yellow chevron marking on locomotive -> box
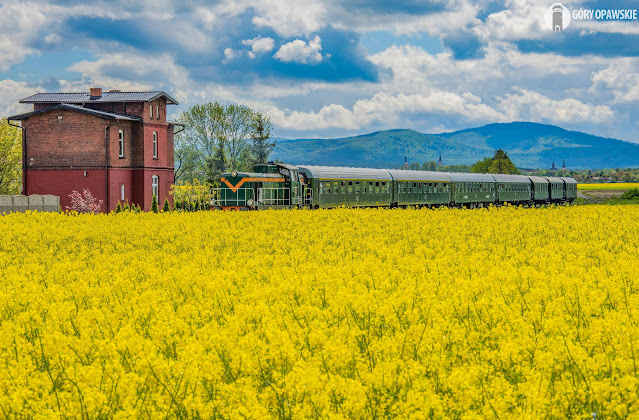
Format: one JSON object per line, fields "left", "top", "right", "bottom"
{"left": 221, "top": 177, "right": 285, "bottom": 193}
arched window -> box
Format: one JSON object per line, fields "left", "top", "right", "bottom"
{"left": 152, "top": 132, "right": 158, "bottom": 158}
{"left": 152, "top": 175, "right": 159, "bottom": 198}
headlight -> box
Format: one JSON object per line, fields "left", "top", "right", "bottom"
{"left": 231, "top": 170, "right": 238, "bottom": 177}
{"left": 246, "top": 199, "right": 254, "bottom": 206}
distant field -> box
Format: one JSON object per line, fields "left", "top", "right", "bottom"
{"left": 577, "top": 183, "right": 639, "bottom": 190}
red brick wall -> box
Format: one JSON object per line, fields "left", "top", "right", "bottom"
{"left": 23, "top": 110, "right": 108, "bottom": 168}
{"left": 27, "top": 169, "right": 107, "bottom": 212}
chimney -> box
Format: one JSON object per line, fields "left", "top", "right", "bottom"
{"left": 90, "top": 87, "right": 102, "bottom": 98}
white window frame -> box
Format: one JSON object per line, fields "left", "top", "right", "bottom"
{"left": 120, "top": 184, "right": 125, "bottom": 201}
{"left": 156, "top": 105, "right": 160, "bottom": 120}
{"left": 152, "top": 131, "right": 158, "bottom": 158}
{"left": 118, "top": 130, "right": 124, "bottom": 158}
{"left": 150, "top": 103, "right": 153, "bottom": 119}
{"left": 152, "top": 175, "right": 159, "bottom": 198}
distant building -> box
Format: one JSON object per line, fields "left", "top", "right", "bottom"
{"left": 562, "top": 160, "right": 566, "bottom": 170}
{"left": 7, "top": 88, "right": 183, "bottom": 213}
{"left": 550, "top": 161, "right": 557, "bottom": 170}
{"left": 438, "top": 153, "right": 443, "bottom": 167}
{"left": 404, "top": 155, "right": 408, "bottom": 169}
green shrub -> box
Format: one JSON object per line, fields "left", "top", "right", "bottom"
{"left": 162, "top": 198, "right": 170, "bottom": 213}
{"left": 621, "top": 188, "right": 639, "bottom": 200}
{"left": 151, "top": 194, "right": 159, "bottom": 213}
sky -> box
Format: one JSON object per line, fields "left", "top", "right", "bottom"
{"left": 1, "top": 0, "right": 638, "bottom": 143}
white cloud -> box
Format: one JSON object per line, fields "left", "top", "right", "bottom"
{"left": 68, "top": 52, "right": 190, "bottom": 88}
{"left": 497, "top": 88, "right": 613, "bottom": 123}
{"left": 241, "top": 36, "right": 275, "bottom": 58}
{"left": 268, "top": 89, "right": 503, "bottom": 131}
{"left": 591, "top": 60, "right": 639, "bottom": 103}
{"left": 0, "top": 2, "right": 49, "bottom": 71}
{"left": 274, "top": 36, "right": 323, "bottom": 64}
{"left": 222, "top": 48, "right": 240, "bottom": 64}
{"left": 251, "top": 0, "right": 327, "bottom": 37}
{"left": 0, "top": 80, "right": 40, "bottom": 118}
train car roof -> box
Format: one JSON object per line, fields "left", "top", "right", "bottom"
{"left": 224, "top": 172, "right": 283, "bottom": 179}
{"left": 560, "top": 177, "right": 578, "bottom": 184}
{"left": 447, "top": 173, "right": 495, "bottom": 183}
{"left": 491, "top": 174, "right": 531, "bottom": 183}
{"left": 387, "top": 170, "right": 451, "bottom": 182}
{"left": 528, "top": 176, "right": 550, "bottom": 184}
{"left": 545, "top": 176, "right": 564, "bottom": 183}
{"left": 297, "top": 165, "right": 392, "bottom": 180}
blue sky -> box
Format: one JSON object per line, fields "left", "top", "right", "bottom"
{"left": 1, "top": 0, "right": 639, "bottom": 143}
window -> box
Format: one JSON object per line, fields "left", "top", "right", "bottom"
{"left": 118, "top": 130, "right": 124, "bottom": 158}
{"left": 120, "top": 184, "right": 125, "bottom": 201}
{"left": 150, "top": 104, "right": 153, "bottom": 119}
{"left": 153, "top": 132, "right": 158, "bottom": 158}
{"left": 152, "top": 175, "right": 159, "bottom": 198}
{"left": 156, "top": 105, "right": 160, "bottom": 120}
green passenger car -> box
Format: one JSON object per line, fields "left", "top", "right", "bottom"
{"left": 545, "top": 177, "right": 565, "bottom": 202}
{"left": 448, "top": 173, "right": 495, "bottom": 207}
{"left": 297, "top": 166, "right": 392, "bottom": 208}
{"left": 528, "top": 176, "right": 550, "bottom": 202}
{"left": 387, "top": 170, "right": 451, "bottom": 206}
{"left": 493, "top": 174, "right": 532, "bottom": 204}
{"left": 560, "top": 177, "right": 578, "bottom": 202}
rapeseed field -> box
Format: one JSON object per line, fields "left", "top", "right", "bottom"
{"left": 578, "top": 183, "right": 639, "bottom": 190}
{"left": 0, "top": 206, "right": 638, "bottom": 418}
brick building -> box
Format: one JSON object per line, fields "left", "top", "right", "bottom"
{"left": 8, "top": 88, "right": 183, "bottom": 212}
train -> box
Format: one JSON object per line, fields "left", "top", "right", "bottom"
{"left": 210, "top": 162, "right": 578, "bottom": 210}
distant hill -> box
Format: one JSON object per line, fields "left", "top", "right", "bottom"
{"left": 271, "top": 122, "right": 639, "bottom": 169}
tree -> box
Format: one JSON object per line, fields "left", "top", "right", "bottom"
{"left": 488, "top": 149, "right": 518, "bottom": 174}
{"left": 0, "top": 118, "right": 22, "bottom": 195}
{"left": 176, "top": 103, "right": 271, "bottom": 184}
{"left": 222, "top": 104, "right": 255, "bottom": 171}
{"left": 151, "top": 194, "right": 159, "bottom": 213}
{"left": 250, "top": 113, "right": 274, "bottom": 166}
{"left": 162, "top": 198, "right": 170, "bottom": 213}
{"left": 471, "top": 157, "right": 492, "bottom": 174}
{"left": 177, "top": 102, "right": 226, "bottom": 184}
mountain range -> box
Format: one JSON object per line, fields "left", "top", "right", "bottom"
{"left": 271, "top": 122, "right": 639, "bottom": 169}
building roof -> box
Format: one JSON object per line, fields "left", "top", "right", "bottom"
{"left": 20, "top": 91, "right": 178, "bottom": 105}
{"left": 7, "top": 103, "right": 143, "bottom": 121}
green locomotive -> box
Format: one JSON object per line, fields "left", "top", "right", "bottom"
{"left": 210, "top": 162, "right": 578, "bottom": 210}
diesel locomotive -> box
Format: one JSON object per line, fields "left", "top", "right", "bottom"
{"left": 211, "top": 162, "right": 578, "bottom": 210}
